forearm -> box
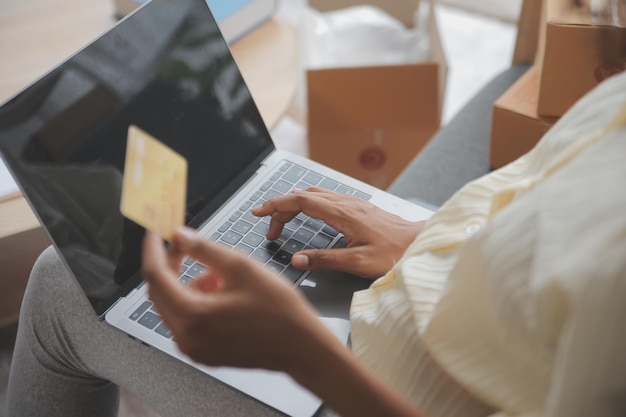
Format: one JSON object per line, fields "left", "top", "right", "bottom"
{"left": 288, "top": 318, "right": 428, "bottom": 417}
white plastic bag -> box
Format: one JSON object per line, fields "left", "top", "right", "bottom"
{"left": 303, "top": 5, "right": 431, "bottom": 69}
{"left": 286, "top": 2, "right": 435, "bottom": 121}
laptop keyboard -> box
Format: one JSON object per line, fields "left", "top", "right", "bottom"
{"left": 129, "top": 161, "right": 371, "bottom": 338}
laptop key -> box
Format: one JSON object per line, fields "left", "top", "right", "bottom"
{"left": 242, "top": 232, "right": 264, "bottom": 248}
{"left": 221, "top": 230, "right": 243, "bottom": 246}
{"left": 270, "top": 172, "right": 282, "bottom": 181}
{"left": 251, "top": 247, "right": 273, "bottom": 263}
{"left": 229, "top": 211, "right": 243, "bottom": 222}
{"left": 138, "top": 311, "right": 161, "bottom": 330}
{"left": 322, "top": 224, "right": 339, "bottom": 237}
{"left": 232, "top": 220, "right": 253, "bottom": 235}
{"left": 249, "top": 190, "right": 263, "bottom": 201}
{"left": 283, "top": 166, "right": 306, "bottom": 183}
{"left": 218, "top": 222, "right": 232, "bottom": 233}
{"left": 310, "top": 233, "right": 333, "bottom": 249}
{"left": 279, "top": 227, "right": 294, "bottom": 241}
{"left": 318, "top": 178, "right": 339, "bottom": 191}
{"left": 353, "top": 191, "right": 371, "bottom": 201}
{"left": 242, "top": 210, "right": 261, "bottom": 224}
{"left": 286, "top": 217, "right": 303, "bottom": 229}
{"left": 188, "top": 264, "right": 207, "bottom": 278}
{"left": 155, "top": 322, "right": 172, "bottom": 339}
{"left": 260, "top": 181, "right": 273, "bottom": 191}
{"left": 234, "top": 243, "right": 254, "bottom": 255}
{"left": 335, "top": 185, "right": 354, "bottom": 195}
{"left": 279, "top": 162, "right": 292, "bottom": 172}
{"left": 252, "top": 222, "right": 270, "bottom": 236}
{"left": 283, "top": 238, "right": 305, "bottom": 253}
{"left": 272, "top": 250, "right": 292, "bottom": 265}
{"left": 293, "top": 228, "right": 314, "bottom": 243}
{"left": 130, "top": 301, "right": 152, "bottom": 321}
{"left": 179, "top": 274, "right": 194, "bottom": 285}
{"left": 273, "top": 179, "right": 292, "bottom": 194}
{"left": 333, "top": 237, "right": 348, "bottom": 249}
{"left": 303, "top": 218, "right": 323, "bottom": 232}
{"left": 283, "top": 266, "right": 304, "bottom": 283}
{"left": 263, "top": 189, "right": 282, "bottom": 201}
{"left": 294, "top": 181, "right": 310, "bottom": 190}
{"left": 266, "top": 261, "right": 286, "bottom": 274}
{"left": 303, "top": 171, "right": 322, "bottom": 185}
{"left": 239, "top": 201, "right": 253, "bottom": 211}
{"left": 262, "top": 239, "right": 282, "bottom": 251}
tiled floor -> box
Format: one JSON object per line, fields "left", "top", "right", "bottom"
{"left": 0, "top": 3, "right": 516, "bottom": 417}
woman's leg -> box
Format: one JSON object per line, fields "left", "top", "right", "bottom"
{"left": 6, "top": 246, "right": 286, "bottom": 417}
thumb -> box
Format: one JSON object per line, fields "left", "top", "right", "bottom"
{"left": 292, "top": 248, "right": 361, "bottom": 275}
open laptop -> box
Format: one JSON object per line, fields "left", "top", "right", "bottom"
{"left": 0, "top": 0, "right": 433, "bottom": 415}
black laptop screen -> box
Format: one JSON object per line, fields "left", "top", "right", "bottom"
{"left": 0, "top": 0, "right": 274, "bottom": 315}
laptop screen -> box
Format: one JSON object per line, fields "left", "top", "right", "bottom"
{"left": 0, "top": 0, "right": 274, "bottom": 316}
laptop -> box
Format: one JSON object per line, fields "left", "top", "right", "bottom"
{"left": 0, "top": 0, "right": 433, "bottom": 415}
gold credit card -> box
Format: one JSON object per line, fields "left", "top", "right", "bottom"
{"left": 120, "top": 125, "right": 187, "bottom": 241}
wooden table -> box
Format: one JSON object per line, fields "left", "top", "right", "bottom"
{"left": 0, "top": 0, "right": 298, "bottom": 325}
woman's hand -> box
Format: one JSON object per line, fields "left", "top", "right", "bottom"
{"left": 142, "top": 228, "right": 429, "bottom": 417}
{"left": 142, "top": 228, "right": 338, "bottom": 372}
{"left": 252, "top": 187, "right": 426, "bottom": 278}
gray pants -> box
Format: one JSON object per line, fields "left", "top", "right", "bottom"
{"left": 6, "top": 66, "right": 527, "bottom": 417}
{"left": 7, "top": 246, "right": 295, "bottom": 417}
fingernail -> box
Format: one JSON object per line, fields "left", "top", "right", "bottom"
{"left": 292, "top": 254, "right": 309, "bottom": 268}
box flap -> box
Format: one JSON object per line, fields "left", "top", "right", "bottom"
{"left": 495, "top": 65, "right": 557, "bottom": 123}
{"left": 426, "top": 0, "right": 448, "bottom": 119}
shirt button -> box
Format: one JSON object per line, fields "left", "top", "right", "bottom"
{"left": 465, "top": 222, "right": 482, "bottom": 235}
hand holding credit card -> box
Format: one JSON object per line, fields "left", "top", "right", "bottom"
{"left": 120, "top": 125, "right": 187, "bottom": 241}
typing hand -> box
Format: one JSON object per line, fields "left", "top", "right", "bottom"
{"left": 252, "top": 187, "right": 426, "bottom": 279}
{"left": 142, "top": 229, "right": 334, "bottom": 371}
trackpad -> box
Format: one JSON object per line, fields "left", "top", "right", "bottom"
{"left": 299, "top": 269, "right": 371, "bottom": 320}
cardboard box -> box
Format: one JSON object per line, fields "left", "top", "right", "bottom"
{"left": 490, "top": 66, "right": 558, "bottom": 169}
{"left": 307, "top": 2, "right": 447, "bottom": 189}
{"left": 536, "top": 0, "right": 626, "bottom": 117}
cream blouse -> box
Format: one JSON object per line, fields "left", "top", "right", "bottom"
{"left": 350, "top": 71, "right": 626, "bottom": 417}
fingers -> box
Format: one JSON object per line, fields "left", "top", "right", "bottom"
{"left": 142, "top": 232, "right": 195, "bottom": 313}
{"left": 292, "top": 247, "right": 371, "bottom": 278}
{"left": 252, "top": 187, "right": 333, "bottom": 219}
{"left": 188, "top": 270, "right": 224, "bottom": 294}
{"left": 252, "top": 188, "right": 346, "bottom": 237}
{"left": 171, "top": 227, "right": 260, "bottom": 289}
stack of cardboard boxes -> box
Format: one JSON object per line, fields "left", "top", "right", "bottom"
{"left": 490, "top": 0, "right": 626, "bottom": 168}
